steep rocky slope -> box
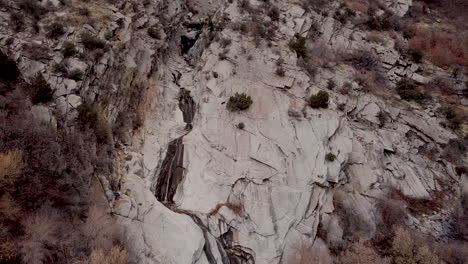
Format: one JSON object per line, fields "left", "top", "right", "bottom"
{"left": 1, "top": 0, "right": 466, "bottom": 263}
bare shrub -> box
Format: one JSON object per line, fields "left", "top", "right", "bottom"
{"left": 389, "top": 188, "right": 444, "bottom": 216}
{"left": 0, "top": 193, "right": 21, "bottom": 220}
{"left": 333, "top": 190, "right": 371, "bottom": 240}
{"left": 373, "top": 198, "right": 408, "bottom": 250}
{"left": 80, "top": 205, "right": 121, "bottom": 251}
{"left": 22, "top": 43, "right": 51, "bottom": 60}
{"left": 287, "top": 240, "right": 330, "bottom": 264}
{"left": 46, "top": 22, "right": 66, "bottom": 39}
{"left": 88, "top": 246, "right": 128, "bottom": 264}
{"left": 335, "top": 240, "right": 390, "bottom": 264}
{"left": 20, "top": 212, "right": 57, "bottom": 264}
{"left": 450, "top": 192, "right": 468, "bottom": 241}
{"left": 0, "top": 149, "right": 23, "bottom": 185}
{"left": 409, "top": 28, "right": 468, "bottom": 68}
{"left": 391, "top": 227, "right": 440, "bottom": 264}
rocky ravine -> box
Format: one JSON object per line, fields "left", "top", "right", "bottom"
{"left": 2, "top": 0, "right": 466, "bottom": 263}
{"left": 114, "top": 1, "right": 465, "bottom": 264}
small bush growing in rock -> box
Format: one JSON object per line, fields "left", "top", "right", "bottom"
{"left": 275, "top": 67, "right": 285, "bottom": 76}
{"left": 46, "top": 22, "right": 66, "bottom": 38}
{"left": 396, "top": 79, "right": 424, "bottom": 102}
{"left": 68, "top": 69, "right": 84, "bottom": 81}
{"left": 268, "top": 6, "right": 280, "bottom": 21}
{"left": 333, "top": 6, "right": 356, "bottom": 24}
{"left": 288, "top": 37, "right": 307, "bottom": 58}
{"left": 62, "top": 41, "right": 77, "bottom": 57}
{"left": 408, "top": 48, "right": 423, "bottom": 63}
{"left": 19, "top": 0, "right": 47, "bottom": 20}
{"left": 227, "top": 93, "right": 253, "bottom": 111}
{"left": 81, "top": 33, "right": 106, "bottom": 50}
{"left": 219, "top": 38, "right": 232, "bottom": 48}
{"left": 377, "top": 111, "right": 387, "bottom": 127}
{"left": 10, "top": 12, "right": 24, "bottom": 31}
{"left": 325, "top": 152, "right": 336, "bottom": 162}
{"left": 308, "top": 91, "right": 329, "bottom": 108}
{"left": 367, "top": 11, "right": 399, "bottom": 31}
{"left": 0, "top": 51, "right": 19, "bottom": 81}
{"left": 77, "top": 103, "right": 98, "bottom": 126}
{"left": 147, "top": 27, "right": 160, "bottom": 39}
{"left": 237, "top": 122, "right": 245, "bottom": 129}
{"left": 440, "top": 106, "right": 463, "bottom": 130}
{"left": 327, "top": 79, "right": 336, "bottom": 90}
{"left": 30, "top": 74, "right": 53, "bottom": 104}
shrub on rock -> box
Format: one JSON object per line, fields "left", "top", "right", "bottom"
{"left": 81, "top": 33, "right": 106, "bottom": 50}
{"left": 396, "top": 79, "right": 424, "bottom": 102}
{"left": 77, "top": 103, "right": 98, "bottom": 126}
{"left": 288, "top": 37, "right": 307, "bottom": 58}
{"left": 308, "top": 91, "right": 329, "bottom": 108}
{"left": 325, "top": 152, "right": 336, "bottom": 162}
{"left": 227, "top": 93, "right": 253, "bottom": 111}
{"left": 30, "top": 74, "right": 53, "bottom": 104}
{"left": 0, "top": 51, "right": 19, "bottom": 81}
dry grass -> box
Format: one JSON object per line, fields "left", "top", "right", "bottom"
{"left": 409, "top": 28, "right": 468, "bottom": 68}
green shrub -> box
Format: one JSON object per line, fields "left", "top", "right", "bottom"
{"left": 0, "top": 50, "right": 19, "bottom": 81}
{"left": 46, "top": 22, "right": 66, "bottom": 38}
{"left": 147, "top": 27, "right": 160, "bottom": 39}
{"left": 441, "top": 106, "right": 463, "bottom": 130}
{"left": 308, "top": 91, "right": 329, "bottom": 108}
{"left": 396, "top": 79, "right": 424, "bottom": 102}
{"left": 327, "top": 80, "right": 336, "bottom": 90}
{"left": 227, "top": 93, "right": 253, "bottom": 111}
{"left": 268, "top": 6, "right": 280, "bottom": 21}
{"left": 81, "top": 33, "right": 106, "bottom": 50}
{"left": 276, "top": 67, "right": 285, "bottom": 76}
{"left": 19, "top": 0, "right": 47, "bottom": 20}
{"left": 62, "top": 41, "right": 77, "bottom": 57}
{"left": 408, "top": 48, "right": 423, "bottom": 63}
{"left": 30, "top": 74, "right": 53, "bottom": 104}
{"left": 68, "top": 69, "right": 84, "bottom": 81}
{"left": 288, "top": 37, "right": 307, "bottom": 58}
{"left": 325, "top": 153, "right": 336, "bottom": 162}
{"left": 77, "top": 103, "right": 98, "bottom": 126}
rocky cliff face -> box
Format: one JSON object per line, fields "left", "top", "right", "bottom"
{"left": 2, "top": 0, "right": 466, "bottom": 263}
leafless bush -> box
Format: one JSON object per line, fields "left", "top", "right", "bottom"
{"left": 333, "top": 190, "right": 372, "bottom": 240}
{"left": 20, "top": 212, "right": 57, "bottom": 264}
{"left": 409, "top": 28, "right": 468, "bottom": 68}
{"left": 0, "top": 149, "right": 23, "bottom": 186}
{"left": 287, "top": 240, "right": 330, "bottom": 264}
{"left": 81, "top": 206, "right": 122, "bottom": 251}
{"left": 88, "top": 246, "right": 128, "bottom": 264}
{"left": 372, "top": 197, "right": 408, "bottom": 250}
{"left": 22, "top": 43, "right": 51, "bottom": 60}
{"left": 391, "top": 227, "right": 440, "bottom": 264}
{"left": 335, "top": 240, "right": 390, "bottom": 264}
